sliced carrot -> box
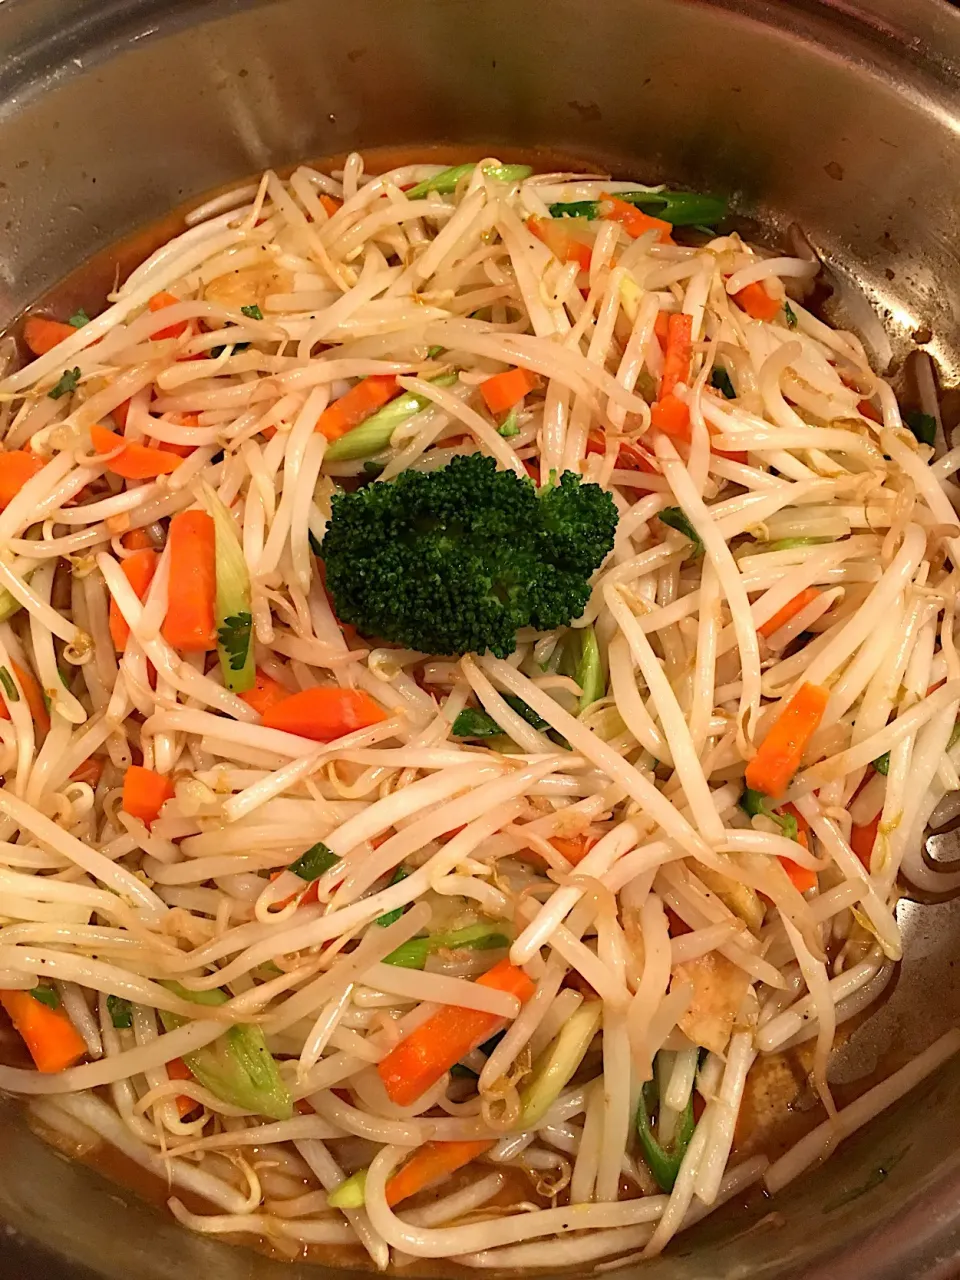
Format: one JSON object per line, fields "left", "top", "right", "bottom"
{"left": 157, "top": 412, "right": 202, "bottom": 459}
{"left": 550, "top": 834, "right": 596, "bottom": 865}
{"left": 109, "top": 548, "right": 159, "bottom": 651}
{"left": 386, "top": 1140, "right": 495, "bottom": 1207}
{"left": 319, "top": 194, "right": 343, "bottom": 218}
{"left": 659, "top": 313, "right": 693, "bottom": 400}
{"left": 261, "top": 687, "right": 387, "bottom": 742}
{"left": 653, "top": 311, "right": 671, "bottom": 350}
{"left": 858, "top": 398, "right": 882, "bottom": 424}
{"left": 377, "top": 959, "right": 536, "bottom": 1106}
{"left": 316, "top": 376, "right": 399, "bottom": 442}
{"left": 0, "top": 662, "right": 51, "bottom": 735}
{"left": 165, "top": 1056, "right": 201, "bottom": 1117}
{"left": 70, "top": 757, "right": 105, "bottom": 788}
{"left": 161, "top": 510, "right": 216, "bottom": 652}
{"left": 239, "top": 669, "right": 291, "bottom": 718}
{"left": 90, "top": 424, "right": 182, "bottom": 480}
{"left": 121, "top": 527, "right": 154, "bottom": 551}
{"left": 745, "top": 682, "right": 829, "bottom": 799}
{"left": 122, "top": 764, "right": 175, "bottom": 827}
{"left": 479, "top": 367, "right": 539, "bottom": 416}
{"left": 650, "top": 393, "right": 691, "bottom": 441}
{"left": 778, "top": 801, "right": 817, "bottom": 891}
{"left": 733, "top": 281, "right": 781, "bottom": 322}
{"left": 586, "top": 430, "right": 659, "bottom": 476}
{"left": 526, "top": 216, "right": 593, "bottom": 271}
{"left": 23, "top": 316, "right": 77, "bottom": 357}
{"left": 0, "top": 450, "right": 45, "bottom": 510}
{"left": 851, "top": 813, "right": 881, "bottom": 869}
{"left": 0, "top": 990, "right": 86, "bottom": 1074}
{"left": 758, "top": 587, "right": 822, "bottom": 640}
{"left": 599, "top": 196, "right": 673, "bottom": 244}
{"left": 148, "top": 291, "right": 190, "bottom": 340}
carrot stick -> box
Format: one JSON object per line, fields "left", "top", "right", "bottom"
{"left": 587, "top": 431, "right": 659, "bottom": 476}
{"left": 239, "top": 668, "right": 291, "bottom": 718}
{"left": 261, "top": 687, "right": 387, "bottom": 742}
{"left": 161, "top": 510, "right": 216, "bottom": 652}
{"left": 148, "top": 291, "right": 190, "bottom": 339}
{"left": 653, "top": 311, "right": 671, "bottom": 350}
{"left": 0, "top": 450, "right": 45, "bottom": 510}
{"left": 526, "top": 217, "right": 592, "bottom": 271}
{"left": 479, "top": 367, "right": 539, "bottom": 415}
{"left": 851, "top": 813, "right": 880, "bottom": 869}
{"left": 23, "top": 317, "right": 77, "bottom": 357}
{"left": 550, "top": 834, "right": 596, "bottom": 866}
{"left": 733, "top": 281, "right": 781, "bottom": 322}
{"left": 165, "top": 1056, "right": 201, "bottom": 1117}
{"left": 385, "top": 1140, "right": 495, "bottom": 1206}
{"left": 319, "top": 194, "right": 343, "bottom": 218}
{"left": 599, "top": 196, "right": 673, "bottom": 243}
{"left": 70, "top": 757, "right": 104, "bottom": 788}
{"left": 0, "top": 990, "right": 86, "bottom": 1073}
{"left": 758, "top": 587, "right": 821, "bottom": 640}
{"left": 90, "top": 424, "right": 183, "bottom": 480}
{"left": 650, "top": 393, "right": 691, "bottom": 441}
{"left": 316, "top": 376, "right": 399, "bottom": 441}
{"left": 745, "top": 682, "right": 829, "bottom": 799}
{"left": 0, "top": 661, "right": 51, "bottom": 734}
{"left": 659, "top": 313, "right": 693, "bottom": 400}
{"left": 122, "top": 764, "right": 175, "bottom": 827}
{"left": 778, "top": 801, "right": 817, "bottom": 892}
{"left": 109, "top": 548, "right": 159, "bottom": 651}
{"left": 121, "top": 527, "right": 154, "bottom": 551}
{"left": 377, "top": 959, "right": 536, "bottom": 1106}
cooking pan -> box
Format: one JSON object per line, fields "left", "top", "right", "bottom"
{"left": 0, "top": 0, "right": 959, "bottom": 1275}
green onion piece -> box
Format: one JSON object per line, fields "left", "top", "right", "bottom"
{"left": 426, "top": 345, "right": 445, "bottom": 359}
{"left": 407, "top": 163, "right": 531, "bottom": 199}
{"left": 498, "top": 406, "right": 521, "bottom": 438}
{"left": 739, "top": 788, "right": 798, "bottom": 840}
{"left": 659, "top": 507, "right": 704, "bottom": 558}
{"left": 384, "top": 922, "right": 511, "bottom": 970}
{"left": 0, "top": 666, "right": 19, "bottom": 702}
{"left": 636, "top": 1065, "right": 696, "bottom": 1192}
{"left": 761, "top": 536, "right": 833, "bottom": 553}
{"left": 328, "top": 1168, "right": 367, "bottom": 1209}
{"left": 160, "top": 982, "right": 292, "bottom": 1120}
{"left": 710, "top": 367, "right": 736, "bottom": 400}
{"left": 323, "top": 373, "right": 458, "bottom": 463}
{"left": 203, "top": 485, "right": 255, "bottom": 694}
{"left": 48, "top": 367, "right": 81, "bottom": 400}
{"left": 619, "top": 189, "right": 728, "bottom": 226}
{"left": 375, "top": 866, "right": 410, "bottom": 926}
{"left": 68, "top": 308, "right": 90, "bottom": 329}
{"left": 872, "top": 752, "right": 890, "bottom": 776}
{"left": 484, "top": 163, "right": 533, "bottom": 185}
{"left": 905, "top": 411, "right": 937, "bottom": 447}
{"left": 548, "top": 200, "right": 601, "bottom": 220}
{"left": 784, "top": 301, "right": 798, "bottom": 329}
{"left": 240, "top": 304, "right": 263, "bottom": 320}
{"left": 452, "top": 706, "right": 503, "bottom": 738}
{"left": 107, "top": 994, "right": 133, "bottom": 1028}
{"left": 575, "top": 623, "right": 604, "bottom": 713}
{"left": 30, "top": 985, "right": 60, "bottom": 1010}
{"left": 518, "top": 1001, "right": 602, "bottom": 1128}
{"left": 503, "top": 694, "right": 550, "bottom": 731}
{"left": 289, "top": 841, "right": 339, "bottom": 881}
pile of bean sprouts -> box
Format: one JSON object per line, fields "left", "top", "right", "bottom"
{"left": 0, "top": 152, "right": 958, "bottom": 1271}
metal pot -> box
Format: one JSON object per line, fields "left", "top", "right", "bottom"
{"left": 0, "top": 0, "right": 959, "bottom": 1275}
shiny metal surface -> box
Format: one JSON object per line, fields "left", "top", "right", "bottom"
{"left": 0, "top": 0, "right": 959, "bottom": 1275}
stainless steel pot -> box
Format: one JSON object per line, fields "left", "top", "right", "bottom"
{"left": 0, "top": 0, "right": 959, "bottom": 1275}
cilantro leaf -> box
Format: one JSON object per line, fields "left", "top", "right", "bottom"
{"left": 216, "top": 612, "right": 252, "bottom": 672}
{"left": 48, "top": 367, "right": 81, "bottom": 400}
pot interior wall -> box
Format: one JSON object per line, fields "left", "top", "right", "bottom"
{"left": 0, "top": 1, "right": 959, "bottom": 1277}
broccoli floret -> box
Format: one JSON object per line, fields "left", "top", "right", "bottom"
{"left": 321, "top": 454, "right": 617, "bottom": 658}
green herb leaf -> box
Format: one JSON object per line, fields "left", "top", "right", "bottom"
{"left": 873, "top": 752, "right": 890, "bottom": 776}
{"left": 710, "top": 367, "right": 736, "bottom": 400}
{"left": 784, "top": 301, "right": 798, "bottom": 329}
{"left": 498, "top": 407, "right": 521, "bottom": 438}
{"left": 240, "top": 304, "right": 263, "bottom": 320}
{"left": 289, "top": 842, "right": 339, "bottom": 882}
{"left": 362, "top": 460, "right": 385, "bottom": 478}
{"left": 68, "top": 308, "right": 90, "bottom": 329}
{"left": 0, "top": 666, "right": 19, "bottom": 703}
{"left": 30, "top": 985, "right": 60, "bottom": 1010}
{"left": 452, "top": 707, "right": 503, "bottom": 738}
{"left": 217, "top": 612, "right": 253, "bottom": 673}
{"left": 209, "top": 341, "right": 249, "bottom": 359}
{"left": 204, "top": 485, "right": 255, "bottom": 694}
{"left": 107, "top": 994, "right": 133, "bottom": 1028}
{"left": 375, "top": 866, "right": 410, "bottom": 926}
{"left": 48, "top": 367, "right": 81, "bottom": 400}
{"left": 659, "top": 507, "right": 704, "bottom": 558}
{"left": 740, "top": 788, "right": 800, "bottom": 842}
{"left": 905, "top": 410, "right": 937, "bottom": 447}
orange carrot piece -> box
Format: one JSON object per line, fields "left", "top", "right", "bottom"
{"left": 653, "top": 311, "right": 671, "bottom": 350}
{"left": 161, "top": 510, "right": 216, "bottom": 652}
{"left": 90, "top": 424, "right": 182, "bottom": 479}
{"left": 0, "top": 990, "right": 87, "bottom": 1074}
{"left": 858, "top": 398, "right": 883, "bottom": 424}
{"left": 157, "top": 412, "right": 202, "bottom": 459}
{"left": 165, "top": 1056, "right": 201, "bottom": 1117}
{"left": 549, "top": 834, "right": 596, "bottom": 866}
{"left": 526, "top": 216, "right": 593, "bottom": 271}
{"left": 758, "top": 587, "right": 822, "bottom": 640}
{"left": 121, "top": 527, "right": 154, "bottom": 551}
{"left": 733, "top": 281, "right": 781, "bottom": 322}
{"left": 109, "top": 548, "right": 159, "bottom": 651}
{"left": 0, "top": 450, "right": 45, "bottom": 510}
{"left": 319, "top": 194, "right": 343, "bottom": 218}
{"left": 386, "top": 1140, "right": 495, "bottom": 1206}
{"left": 239, "top": 668, "right": 291, "bottom": 718}
{"left": 316, "top": 376, "right": 399, "bottom": 441}
{"left": 659, "top": 313, "right": 693, "bottom": 400}
{"left": 779, "top": 802, "right": 817, "bottom": 892}
{"left": 745, "top": 682, "right": 829, "bottom": 799}
{"left": 0, "top": 661, "right": 51, "bottom": 734}
{"left": 261, "top": 687, "right": 387, "bottom": 742}
{"left": 377, "top": 959, "right": 536, "bottom": 1106}
{"left": 113, "top": 399, "right": 131, "bottom": 430}
{"left": 70, "top": 757, "right": 105, "bottom": 788}
{"left": 479, "top": 367, "right": 539, "bottom": 415}
{"left": 122, "top": 764, "right": 175, "bottom": 827}
{"left": 23, "top": 316, "right": 77, "bottom": 357}
{"left": 148, "top": 291, "right": 190, "bottom": 339}
{"left": 599, "top": 195, "right": 673, "bottom": 243}
{"left": 587, "top": 430, "right": 659, "bottom": 476}
{"left": 851, "top": 813, "right": 881, "bottom": 869}
{"left": 650, "top": 393, "right": 691, "bottom": 441}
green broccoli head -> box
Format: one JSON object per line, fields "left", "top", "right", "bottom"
{"left": 321, "top": 453, "right": 618, "bottom": 658}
